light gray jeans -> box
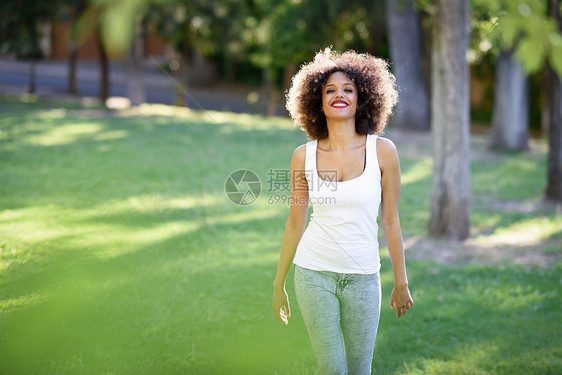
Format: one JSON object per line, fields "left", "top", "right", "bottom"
{"left": 294, "top": 265, "right": 382, "bottom": 375}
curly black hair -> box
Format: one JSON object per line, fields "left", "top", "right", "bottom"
{"left": 286, "top": 48, "right": 398, "bottom": 140}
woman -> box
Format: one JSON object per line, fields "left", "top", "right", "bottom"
{"left": 272, "top": 48, "right": 413, "bottom": 375}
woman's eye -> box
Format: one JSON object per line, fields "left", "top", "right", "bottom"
{"left": 345, "top": 88, "right": 353, "bottom": 93}
{"left": 326, "top": 89, "right": 335, "bottom": 94}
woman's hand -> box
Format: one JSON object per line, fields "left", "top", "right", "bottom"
{"left": 272, "top": 286, "right": 291, "bottom": 325}
{"left": 390, "top": 284, "right": 413, "bottom": 318}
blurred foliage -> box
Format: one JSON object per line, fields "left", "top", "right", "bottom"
{"left": 415, "top": 0, "right": 562, "bottom": 74}
{"left": 2, "top": 0, "right": 559, "bottom": 126}
{"left": 52, "top": 0, "right": 382, "bottom": 85}
{"left": 469, "top": 0, "right": 561, "bottom": 129}
{"left": 143, "top": 0, "right": 383, "bottom": 84}
{"left": 75, "top": 0, "right": 149, "bottom": 57}
{"left": 415, "top": 0, "right": 561, "bottom": 127}
{"left": 260, "top": 0, "right": 378, "bottom": 68}
{"left": 2, "top": 0, "right": 560, "bottom": 77}
{"left": 0, "top": 0, "right": 62, "bottom": 58}
{"left": 469, "top": 0, "right": 562, "bottom": 74}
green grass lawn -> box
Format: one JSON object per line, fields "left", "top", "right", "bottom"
{"left": 0, "top": 99, "right": 560, "bottom": 374}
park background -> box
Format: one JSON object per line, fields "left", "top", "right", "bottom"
{"left": 0, "top": 0, "right": 561, "bottom": 374}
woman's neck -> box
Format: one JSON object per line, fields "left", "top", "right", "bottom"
{"left": 322, "top": 118, "right": 363, "bottom": 150}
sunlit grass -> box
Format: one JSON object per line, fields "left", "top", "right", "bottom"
{"left": 472, "top": 215, "right": 562, "bottom": 247}
{"left": 0, "top": 100, "right": 560, "bottom": 374}
{"left": 401, "top": 157, "right": 432, "bottom": 185}
{"left": 472, "top": 151, "right": 547, "bottom": 200}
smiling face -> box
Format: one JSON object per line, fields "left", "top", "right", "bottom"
{"left": 321, "top": 71, "right": 358, "bottom": 121}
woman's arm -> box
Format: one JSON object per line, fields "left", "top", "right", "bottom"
{"left": 378, "top": 137, "right": 414, "bottom": 318}
{"left": 272, "top": 144, "right": 309, "bottom": 325}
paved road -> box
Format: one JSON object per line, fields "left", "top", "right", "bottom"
{"left": 0, "top": 58, "right": 272, "bottom": 115}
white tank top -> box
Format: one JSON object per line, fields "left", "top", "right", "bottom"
{"left": 293, "top": 134, "right": 382, "bottom": 274}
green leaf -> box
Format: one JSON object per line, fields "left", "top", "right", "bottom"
{"left": 101, "top": 9, "right": 134, "bottom": 56}
{"left": 497, "top": 15, "right": 520, "bottom": 48}
{"left": 515, "top": 37, "right": 545, "bottom": 73}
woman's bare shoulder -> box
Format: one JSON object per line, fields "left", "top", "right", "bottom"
{"left": 376, "top": 136, "right": 397, "bottom": 152}
{"left": 376, "top": 136, "right": 399, "bottom": 169}
{"left": 291, "top": 144, "right": 307, "bottom": 168}
{"left": 294, "top": 143, "right": 307, "bottom": 153}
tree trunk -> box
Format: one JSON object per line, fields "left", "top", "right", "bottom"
{"left": 263, "top": 65, "right": 279, "bottom": 116}
{"left": 190, "top": 48, "right": 216, "bottom": 86}
{"left": 546, "top": 65, "right": 562, "bottom": 201}
{"left": 385, "top": 0, "right": 430, "bottom": 130}
{"left": 428, "top": 0, "right": 471, "bottom": 239}
{"left": 68, "top": 41, "right": 79, "bottom": 94}
{"left": 174, "top": 44, "right": 191, "bottom": 107}
{"left": 541, "top": 71, "right": 549, "bottom": 136}
{"left": 283, "top": 63, "right": 297, "bottom": 93}
{"left": 68, "top": 2, "right": 86, "bottom": 95}
{"left": 96, "top": 25, "right": 109, "bottom": 103}
{"left": 546, "top": 0, "right": 562, "bottom": 202}
{"left": 28, "top": 57, "right": 36, "bottom": 94}
{"left": 68, "top": 0, "right": 88, "bottom": 94}
{"left": 174, "top": 54, "right": 187, "bottom": 107}
{"left": 490, "top": 49, "right": 529, "bottom": 151}
{"left": 282, "top": 63, "right": 297, "bottom": 115}
{"left": 27, "top": 21, "right": 38, "bottom": 94}
{"left": 125, "top": 17, "right": 145, "bottom": 106}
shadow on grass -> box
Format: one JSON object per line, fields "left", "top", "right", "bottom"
{"left": 1, "top": 107, "right": 304, "bottom": 212}
{"left": 374, "top": 260, "right": 561, "bottom": 374}
{"left": 2, "top": 246, "right": 560, "bottom": 374}
{"left": 2, "top": 103, "right": 560, "bottom": 374}
{"left": 0, "top": 212, "right": 314, "bottom": 374}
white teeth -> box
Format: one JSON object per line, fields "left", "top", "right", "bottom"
{"left": 332, "top": 103, "right": 348, "bottom": 107}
